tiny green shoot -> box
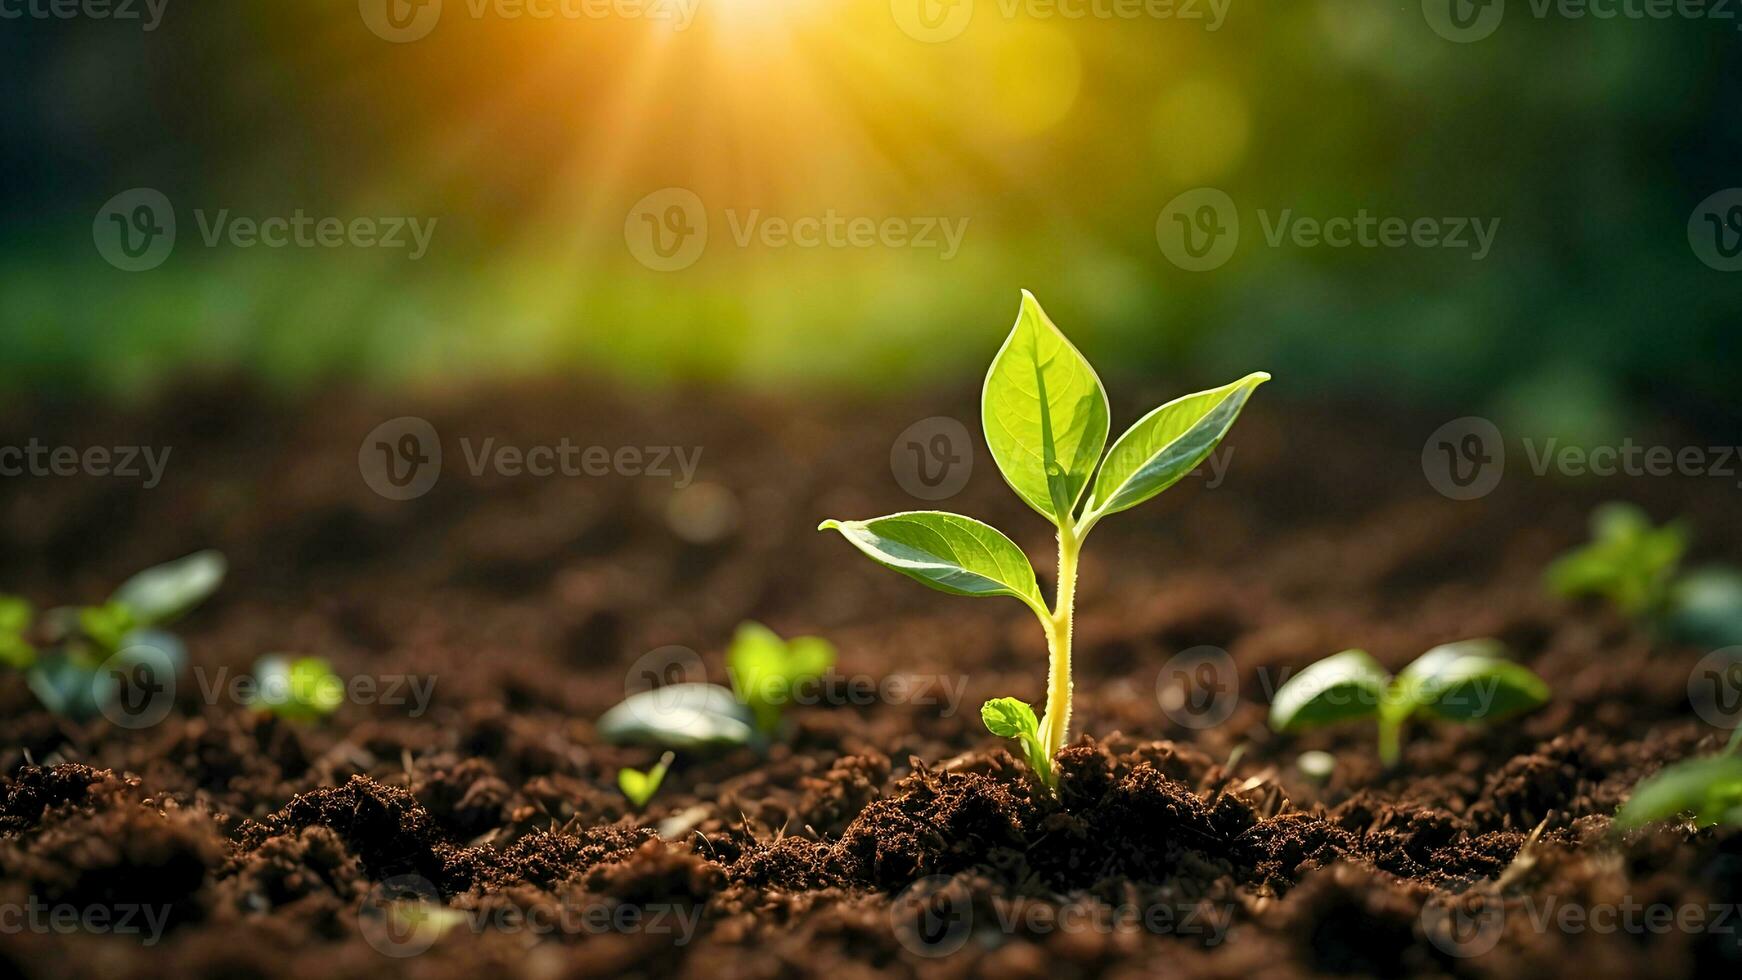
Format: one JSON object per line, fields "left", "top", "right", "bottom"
{"left": 820, "top": 291, "right": 1267, "bottom": 792}
{"left": 1268, "top": 639, "right": 1550, "bottom": 768}
{"left": 251, "top": 655, "right": 345, "bottom": 721}
{"left": 618, "top": 751, "right": 676, "bottom": 808}
{"left": 1614, "top": 754, "right": 1742, "bottom": 830}
{"left": 725, "top": 621, "right": 836, "bottom": 735}
{"left": 981, "top": 697, "right": 1056, "bottom": 793}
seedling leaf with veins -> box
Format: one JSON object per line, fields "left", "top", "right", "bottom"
{"left": 821, "top": 291, "right": 1268, "bottom": 791}
{"left": 1269, "top": 639, "right": 1550, "bottom": 767}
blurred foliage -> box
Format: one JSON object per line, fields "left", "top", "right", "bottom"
{"left": 0, "top": 2, "right": 1738, "bottom": 431}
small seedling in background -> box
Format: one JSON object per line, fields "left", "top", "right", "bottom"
{"left": 1547, "top": 503, "right": 1742, "bottom": 647}
{"left": 1269, "top": 639, "right": 1550, "bottom": 767}
{"left": 0, "top": 551, "right": 226, "bottom": 719}
{"left": 820, "top": 291, "right": 1267, "bottom": 792}
{"left": 981, "top": 697, "right": 1056, "bottom": 793}
{"left": 1547, "top": 503, "right": 1688, "bottom": 620}
{"left": 1615, "top": 754, "right": 1742, "bottom": 830}
{"left": 618, "top": 751, "right": 676, "bottom": 808}
{"left": 598, "top": 622, "right": 834, "bottom": 750}
{"left": 725, "top": 622, "right": 836, "bottom": 735}
{"left": 0, "top": 596, "right": 35, "bottom": 670}
{"left": 251, "top": 655, "right": 345, "bottom": 721}
{"left": 1296, "top": 749, "right": 1337, "bottom": 785}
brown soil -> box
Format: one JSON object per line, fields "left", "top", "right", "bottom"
{"left": 1, "top": 380, "right": 1739, "bottom": 978}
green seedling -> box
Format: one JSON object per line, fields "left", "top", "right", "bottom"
{"left": 618, "top": 751, "right": 676, "bottom": 808}
{"left": 820, "top": 291, "right": 1267, "bottom": 792}
{"left": 1614, "top": 754, "right": 1742, "bottom": 830}
{"left": 725, "top": 621, "right": 836, "bottom": 735}
{"left": 1547, "top": 503, "right": 1688, "bottom": 620}
{"left": 1269, "top": 639, "right": 1550, "bottom": 768}
{"left": 981, "top": 697, "right": 1056, "bottom": 792}
{"left": 598, "top": 622, "right": 834, "bottom": 750}
{"left": 251, "top": 655, "right": 345, "bottom": 721}
{"left": 0, "top": 551, "right": 226, "bottom": 719}
{"left": 1546, "top": 503, "right": 1742, "bottom": 647}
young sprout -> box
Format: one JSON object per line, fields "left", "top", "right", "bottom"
{"left": 251, "top": 655, "right": 345, "bottom": 721}
{"left": 1548, "top": 503, "right": 1742, "bottom": 648}
{"left": 598, "top": 622, "right": 833, "bottom": 750}
{"left": 1615, "top": 754, "right": 1742, "bottom": 830}
{"left": 618, "top": 751, "right": 676, "bottom": 809}
{"left": 725, "top": 622, "right": 836, "bottom": 736}
{"left": 981, "top": 697, "right": 1056, "bottom": 793}
{"left": 1268, "top": 639, "right": 1550, "bottom": 768}
{"left": 820, "top": 291, "right": 1267, "bottom": 791}
{"left": 1547, "top": 503, "right": 1688, "bottom": 620}
{"left": 0, "top": 551, "right": 226, "bottom": 719}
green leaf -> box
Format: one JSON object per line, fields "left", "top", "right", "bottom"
{"left": 618, "top": 751, "right": 675, "bottom": 808}
{"left": 726, "top": 622, "right": 836, "bottom": 734}
{"left": 1545, "top": 505, "right": 1685, "bottom": 617}
{"left": 982, "top": 696, "right": 1040, "bottom": 739}
{"left": 253, "top": 655, "right": 344, "bottom": 721}
{"left": 1409, "top": 654, "right": 1550, "bottom": 724}
{"left": 1615, "top": 755, "right": 1742, "bottom": 829}
{"left": 1086, "top": 372, "right": 1269, "bottom": 519}
{"left": 598, "top": 683, "right": 756, "bottom": 750}
{"left": 1268, "top": 649, "right": 1388, "bottom": 732}
{"left": 0, "top": 595, "right": 32, "bottom": 636}
{"left": 981, "top": 697, "right": 1054, "bottom": 790}
{"left": 1667, "top": 566, "right": 1742, "bottom": 648}
{"left": 25, "top": 653, "right": 104, "bottom": 719}
{"left": 78, "top": 602, "right": 138, "bottom": 653}
{"left": 0, "top": 633, "right": 34, "bottom": 670}
{"left": 111, "top": 551, "right": 227, "bottom": 626}
{"left": 819, "top": 512, "right": 1043, "bottom": 610}
{"left": 981, "top": 290, "right": 1109, "bottom": 524}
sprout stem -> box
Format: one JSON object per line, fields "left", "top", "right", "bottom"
{"left": 1378, "top": 717, "right": 1402, "bottom": 768}
{"left": 1039, "top": 526, "right": 1082, "bottom": 759}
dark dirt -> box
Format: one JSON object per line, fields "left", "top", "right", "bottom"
{"left": 1, "top": 379, "right": 1739, "bottom": 978}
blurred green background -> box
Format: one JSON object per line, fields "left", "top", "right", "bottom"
{"left": 1, "top": 1, "right": 1738, "bottom": 433}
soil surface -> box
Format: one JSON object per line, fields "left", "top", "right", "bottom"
{"left": 1, "top": 380, "right": 1739, "bottom": 978}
